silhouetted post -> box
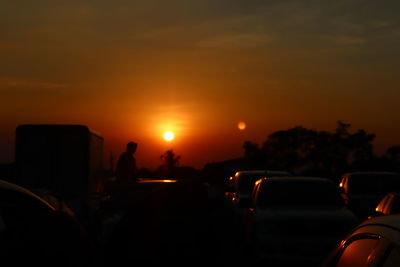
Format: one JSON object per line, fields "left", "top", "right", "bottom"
{"left": 109, "top": 152, "right": 114, "bottom": 174}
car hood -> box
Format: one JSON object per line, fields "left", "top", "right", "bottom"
{"left": 255, "top": 207, "right": 359, "bottom": 237}
{"left": 258, "top": 206, "right": 356, "bottom": 218}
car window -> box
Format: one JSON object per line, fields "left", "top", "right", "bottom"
{"left": 348, "top": 174, "right": 400, "bottom": 195}
{"left": 237, "top": 174, "right": 263, "bottom": 194}
{"left": 381, "top": 246, "right": 400, "bottom": 267}
{"left": 256, "top": 179, "right": 344, "bottom": 208}
{"left": 390, "top": 196, "right": 400, "bottom": 214}
{"left": 336, "top": 238, "right": 380, "bottom": 267}
{"left": 348, "top": 175, "right": 380, "bottom": 194}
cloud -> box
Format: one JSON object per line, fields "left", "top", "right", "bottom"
{"left": 1, "top": 0, "right": 400, "bottom": 86}
{"left": 196, "top": 33, "right": 274, "bottom": 49}
{"left": 0, "top": 77, "right": 69, "bottom": 93}
{"left": 331, "top": 35, "right": 368, "bottom": 46}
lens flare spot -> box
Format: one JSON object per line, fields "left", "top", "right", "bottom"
{"left": 238, "top": 121, "right": 246, "bottom": 131}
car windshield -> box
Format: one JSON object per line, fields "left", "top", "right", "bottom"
{"left": 348, "top": 173, "right": 400, "bottom": 194}
{"left": 257, "top": 179, "right": 344, "bottom": 208}
{"left": 237, "top": 174, "right": 264, "bottom": 195}
{"left": 236, "top": 172, "right": 289, "bottom": 194}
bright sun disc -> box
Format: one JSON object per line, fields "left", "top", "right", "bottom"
{"left": 164, "top": 131, "right": 175, "bottom": 142}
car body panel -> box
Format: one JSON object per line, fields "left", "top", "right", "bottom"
{"left": 245, "top": 177, "right": 358, "bottom": 265}
{"left": 322, "top": 214, "right": 400, "bottom": 267}
{"left": 0, "top": 179, "right": 97, "bottom": 266}
{"left": 372, "top": 193, "right": 400, "bottom": 219}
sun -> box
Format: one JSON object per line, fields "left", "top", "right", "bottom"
{"left": 163, "top": 131, "right": 175, "bottom": 142}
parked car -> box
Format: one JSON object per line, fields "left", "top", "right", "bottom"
{"left": 225, "top": 170, "right": 291, "bottom": 208}
{"left": 338, "top": 171, "right": 400, "bottom": 220}
{"left": 244, "top": 177, "right": 359, "bottom": 266}
{"left": 0, "top": 179, "right": 97, "bottom": 266}
{"left": 322, "top": 214, "right": 400, "bottom": 267}
{"left": 98, "top": 178, "right": 180, "bottom": 239}
{"left": 100, "top": 178, "right": 214, "bottom": 266}
{"left": 369, "top": 192, "right": 400, "bottom": 219}
{"left": 104, "top": 178, "right": 178, "bottom": 208}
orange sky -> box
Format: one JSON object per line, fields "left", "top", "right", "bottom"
{"left": 1, "top": 1, "right": 400, "bottom": 169}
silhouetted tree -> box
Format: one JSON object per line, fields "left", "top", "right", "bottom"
{"left": 386, "top": 146, "right": 400, "bottom": 162}
{"left": 258, "top": 121, "right": 376, "bottom": 176}
{"left": 242, "top": 141, "right": 265, "bottom": 168}
{"left": 159, "top": 150, "right": 181, "bottom": 178}
{"left": 336, "top": 120, "right": 351, "bottom": 137}
{"left": 262, "top": 126, "right": 319, "bottom": 173}
{"left": 348, "top": 130, "right": 375, "bottom": 164}
{"left": 381, "top": 145, "right": 400, "bottom": 172}
{"left": 243, "top": 141, "right": 260, "bottom": 159}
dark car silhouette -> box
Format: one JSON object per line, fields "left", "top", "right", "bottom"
{"left": 338, "top": 171, "right": 400, "bottom": 220}
{"left": 0, "top": 179, "right": 97, "bottom": 266}
{"left": 244, "top": 177, "right": 359, "bottom": 266}
{"left": 101, "top": 178, "right": 219, "bottom": 266}
{"left": 226, "top": 170, "right": 291, "bottom": 208}
{"left": 322, "top": 214, "right": 400, "bottom": 266}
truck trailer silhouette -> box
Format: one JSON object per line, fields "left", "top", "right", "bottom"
{"left": 14, "top": 124, "right": 105, "bottom": 221}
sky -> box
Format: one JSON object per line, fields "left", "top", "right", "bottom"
{"left": 1, "top": 0, "right": 400, "bottom": 169}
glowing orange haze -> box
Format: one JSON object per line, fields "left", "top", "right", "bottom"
{"left": 1, "top": 1, "right": 400, "bottom": 168}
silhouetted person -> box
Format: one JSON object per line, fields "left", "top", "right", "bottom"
{"left": 115, "top": 142, "right": 138, "bottom": 182}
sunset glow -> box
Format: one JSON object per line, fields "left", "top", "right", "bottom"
{"left": 2, "top": 3, "right": 400, "bottom": 264}
{"left": 1, "top": 1, "right": 400, "bottom": 170}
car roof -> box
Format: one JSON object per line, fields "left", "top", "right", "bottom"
{"left": 261, "top": 176, "right": 332, "bottom": 183}
{"left": 137, "top": 178, "right": 177, "bottom": 183}
{"left": 257, "top": 176, "right": 336, "bottom": 189}
{"left": 357, "top": 214, "right": 400, "bottom": 232}
{"left": 343, "top": 171, "right": 400, "bottom": 177}
{"left": 0, "top": 179, "right": 55, "bottom": 210}
{"left": 235, "top": 170, "right": 290, "bottom": 176}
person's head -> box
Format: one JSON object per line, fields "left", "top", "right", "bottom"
{"left": 126, "top": 142, "right": 138, "bottom": 154}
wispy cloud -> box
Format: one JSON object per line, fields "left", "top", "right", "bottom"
{"left": 196, "top": 33, "right": 274, "bottom": 49}
{"left": 330, "top": 35, "right": 368, "bottom": 46}
{"left": 0, "top": 77, "right": 69, "bottom": 92}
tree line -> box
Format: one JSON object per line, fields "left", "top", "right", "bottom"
{"left": 241, "top": 121, "right": 400, "bottom": 179}
{"left": 142, "top": 121, "right": 400, "bottom": 182}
